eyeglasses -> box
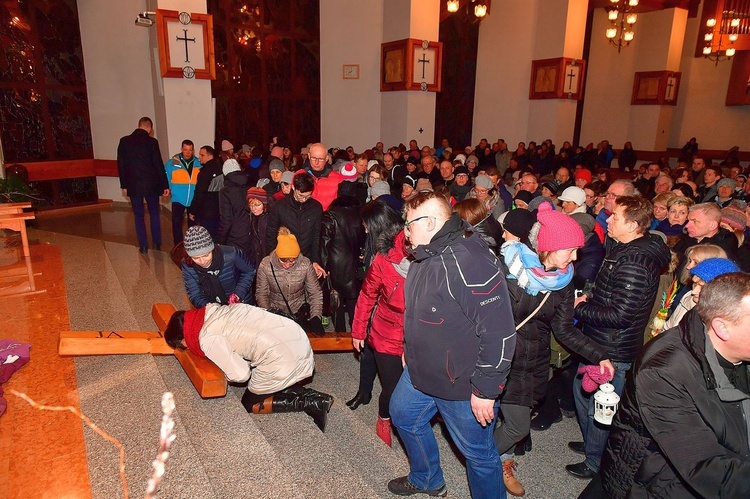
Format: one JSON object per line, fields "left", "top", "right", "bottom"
{"left": 309, "top": 156, "right": 326, "bottom": 163}
{"left": 404, "top": 215, "right": 434, "bottom": 232}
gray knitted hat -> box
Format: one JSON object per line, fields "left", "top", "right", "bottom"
{"left": 269, "top": 159, "right": 285, "bottom": 172}
{"left": 183, "top": 226, "right": 215, "bottom": 257}
{"left": 370, "top": 180, "right": 391, "bottom": 198}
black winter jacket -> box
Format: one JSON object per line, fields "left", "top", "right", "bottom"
{"left": 191, "top": 158, "right": 222, "bottom": 220}
{"left": 181, "top": 245, "right": 256, "bottom": 308}
{"left": 501, "top": 262, "right": 609, "bottom": 408}
{"left": 575, "top": 233, "right": 670, "bottom": 363}
{"left": 473, "top": 214, "right": 504, "bottom": 254}
{"left": 404, "top": 214, "right": 516, "bottom": 401}
{"left": 218, "top": 171, "right": 252, "bottom": 253}
{"left": 117, "top": 128, "right": 168, "bottom": 197}
{"left": 320, "top": 196, "right": 366, "bottom": 299}
{"left": 601, "top": 310, "right": 750, "bottom": 498}
{"left": 265, "top": 194, "right": 323, "bottom": 264}
{"left": 248, "top": 212, "right": 268, "bottom": 267}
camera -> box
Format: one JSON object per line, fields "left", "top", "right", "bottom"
{"left": 135, "top": 12, "right": 155, "bottom": 28}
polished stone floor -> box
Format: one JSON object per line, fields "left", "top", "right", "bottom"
{"left": 0, "top": 205, "right": 590, "bottom": 498}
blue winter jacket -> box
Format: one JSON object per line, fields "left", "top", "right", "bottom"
{"left": 165, "top": 153, "right": 202, "bottom": 207}
{"left": 181, "top": 245, "right": 256, "bottom": 308}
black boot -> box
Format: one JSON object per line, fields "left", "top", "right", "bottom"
{"left": 301, "top": 388, "right": 334, "bottom": 432}
{"left": 345, "top": 391, "right": 371, "bottom": 410}
{"left": 514, "top": 433, "right": 533, "bottom": 456}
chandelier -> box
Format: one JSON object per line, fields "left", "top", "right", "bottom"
{"left": 703, "top": 14, "right": 741, "bottom": 65}
{"left": 606, "top": 0, "right": 638, "bottom": 53}
{"left": 445, "top": 0, "right": 488, "bottom": 20}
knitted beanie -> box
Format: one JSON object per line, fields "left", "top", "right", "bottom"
{"left": 466, "top": 155, "right": 479, "bottom": 166}
{"left": 454, "top": 153, "right": 467, "bottom": 165}
{"left": 416, "top": 178, "right": 434, "bottom": 192}
{"left": 241, "top": 144, "right": 251, "bottom": 154}
{"left": 269, "top": 159, "right": 285, "bottom": 172}
{"left": 559, "top": 186, "right": 587, "bottom": 206}
{"left": 276, "top": 229, "right": 301, "bottom": 259}
{"left": 223, "top": 158, "right": 241, "bottom": 175}
{"left": 541, "top": 182, "right": 558, "bottom": 196}
{"left": 475, "top": 174, "right": 494, "bottom": 190}
{"left": 536, "top": 202, "right": 584, "bottom": 251}
{"left": 717, "top": 177, "right": 736, "bottom": 190}
{"left": 514, "top": 190, "right": 534, "bottom": 205}
{"left": 721, "top": 206, "right": 746, "bottom": 230}
{"left": 280, "top": 171, "right": 294, "bottom": 184}
{"left": 370, "top": 180, "right": 391, "bottom": 198}
{"left": 454, "top": 166, "right": 470, "bottom": 177}
{"left": 528, "top": 196, "right": 554, "bottom": 212}
{"left": 221, "top": 140, "right": 233, "bottom": 152}
{"left": 402, "top": 175, "right": 417, "bottom": 189}
{"left": 691, "top": 257, "right": 740, "bottom": 283}
{"left": 574, "top": 169, "right": 592, "bottom": 184}
{"left": 183, "top": 226, "right": 215, "bottom": 257}
{"left": 340, "top": 162, "right": 359, "bottom": 182}
{"left": 502, "top": 208, "right": 536, "bottom": 240}
{"left": 246, "top": 187, "right": 268, "bottom": 206}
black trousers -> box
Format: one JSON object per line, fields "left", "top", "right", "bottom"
{"left": 373, "top": 350, "right": 403, "bottom": 419}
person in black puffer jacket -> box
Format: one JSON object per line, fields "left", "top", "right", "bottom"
{"left": 588, "top": 275, "right": 750, "bottom": 499}
{"left": 320, "top": 181, "right": 366, "bottom": 331}
{"left": 567, "top": 196, "right": 671, "bottom": 480}
{"left": 181, "top": 226, "right": 256, "bottom": 309}
{"left": 218, "top": 159, "right": 252, "bottom": 253}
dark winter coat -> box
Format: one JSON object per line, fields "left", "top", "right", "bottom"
{"left": 181, "top": 245, "right": 256, "bottom": 308}
{"left": 472, "top": 214, "right": 504, "bottom": 254}
{"left": 191, "top": 158, "right": 222, "bottom": 221}
{"left": 404, "top": 214, "right": 516, "bottom": 401}
{"left": 674, "top": 228, "right": 739, "bottom": 264}
{"left": 248, "top": 211, "right": 268, "bottom": 267}
{"left": 500, "top": 261, "right": 609, "bottom": 408}
{"left": 265, "top": 194, "right": 323, "bottom": 264}
{"left": 601, "top": 310, "right": 750, "bottom": 498}
{"left": 218, "top": 171, "right": 252, "bottom": 253}
{"left": 320, "top": 196, "right": 366, "bottom": 299}
{"left": 351, "top": 230, "right": 409, "bottom": 356}
{"left": 117, "top": 128, "right": 168, "bottom": 197}
{"left": 575, "top": 233, "right": 671, "bottom": 363}
{"left": 572, "top": 232, "right": 605, "bottom": 290}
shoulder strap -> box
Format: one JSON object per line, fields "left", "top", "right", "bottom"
{"left": 270, "top": 263, "right": 294, "bottom": 315}
{"left": 516, "top": 292, "right": 551, "bottom": 331}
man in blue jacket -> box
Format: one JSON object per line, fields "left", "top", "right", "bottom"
{"left": 388, "top": 191, "right": 516, "bottom": 498}
{"left": 165, "top": 139, "right": 201, "bottom": 245}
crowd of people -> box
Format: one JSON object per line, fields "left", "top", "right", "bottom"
{"left": 118, "top": 118, "right": 750, "bottom": 498}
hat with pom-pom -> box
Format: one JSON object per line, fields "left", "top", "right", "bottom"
{"left": 340, "top": 162, "right": 359, "bottom": 182}
{"left": 536, "top": 202, "right": 584, "bottom": 252}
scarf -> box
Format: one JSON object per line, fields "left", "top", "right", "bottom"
{"left": 183, "top": 307, "right": 207, "bottom": 358}
{"left": 501, "top": 240, "right": 573, "bottom": 296}
{"left": 192, "top": 247, "right": 228, "bottom": 304}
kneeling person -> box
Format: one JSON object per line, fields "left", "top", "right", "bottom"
{"left": 164, "top": 303, "right": 333, "bottom": 431}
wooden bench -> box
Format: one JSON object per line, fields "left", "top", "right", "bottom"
{"left": 0, "top": 201, "right": 32, "bottom": 214}
{"left": 0, "top": 210, "right": 35, "bottom": 257}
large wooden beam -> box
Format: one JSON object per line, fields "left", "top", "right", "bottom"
{"left": 58, "top": 331, "right": 173, "bottom": 355}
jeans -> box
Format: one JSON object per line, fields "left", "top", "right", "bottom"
{"left": 573, "top": 361, "right": 630, "bottom": 472}
{"left": 171, "top": 202, "right": 196, "bottom": 245}
{"left": 130, "top": 195, "right": 161, "bottom": 249}
{"left": 390, "top": 366, "right": 505, "bottom": 499}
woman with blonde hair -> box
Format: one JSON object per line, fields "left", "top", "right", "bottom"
{"left": 662, "top": 244, "right": 727, "bottom": 330}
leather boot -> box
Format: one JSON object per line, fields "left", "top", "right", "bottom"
{"left": 241, "top": 386, "right": 306, "bottom": 414}
{"left": 502, "top": 459, "right": 525, "bottom": 496}
{"left": 345, "top": 391, "right": 371, "bottom": 410}
{"left": 514, "top": 433, "right": 532, "bottom": 456}
{"left": 300, "top": 388, "right": 334, "bottom": 432}
{"left": 376, "top": 416, "right": 392, "bottom": 447}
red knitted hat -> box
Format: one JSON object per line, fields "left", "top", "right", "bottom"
{"left": 536, "top": 202, "right": 584, "bottom": 251}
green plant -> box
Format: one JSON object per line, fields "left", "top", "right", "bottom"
{"left": 0, "top": 175, "right": 42, "bottom": 203}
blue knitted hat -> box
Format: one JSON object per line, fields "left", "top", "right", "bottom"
{"left": 690, "top": 258, "right": 741, "bottom": 283}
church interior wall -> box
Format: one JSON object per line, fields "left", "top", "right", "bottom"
{"left": 320, "top": 0, "right": 384, "bottom": 152}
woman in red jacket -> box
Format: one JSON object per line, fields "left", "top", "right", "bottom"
{"left": 351, "top": 199, "right": 410, "bottom": 447}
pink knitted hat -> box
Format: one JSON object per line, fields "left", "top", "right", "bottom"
{"left": 536, "top": 202, "right": 584, "bottom": 252}
{"left": 340, "top": 162, "right": 358, "bottom": 182}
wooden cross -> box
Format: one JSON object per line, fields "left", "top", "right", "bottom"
{"left": 59, "top": 303, "right": 354, "bottom": 398}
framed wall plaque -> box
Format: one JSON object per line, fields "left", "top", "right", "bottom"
{"left": 529, "top": 57, "right": 586, "bottom": 100}
{"left": 381, "top": 38, "right": 442, "bottom": 92}
{"left": 156, "top": 9, "right": 216, "bottom": 80}
{"left": 631, "top": 71, "right": 681, "bottom": 105}
{"left": 343, "top": 64, "right": 360, "bottom": 79}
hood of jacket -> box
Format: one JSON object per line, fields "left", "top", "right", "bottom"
{"left": 224, "top": 170, "right": 248, "bottom": 187}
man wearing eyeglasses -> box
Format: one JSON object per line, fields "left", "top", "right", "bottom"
{"left": 305, "top": 142, "right": 343, "bottom": 211}
{"left": 593, "top": 179, "right": 636, "bottom": 244}
{"left": 388, "top": 192, "right": 516, "bottom": 498}
{"left": 265, "top": 172, "right": 326, "bottom": 278}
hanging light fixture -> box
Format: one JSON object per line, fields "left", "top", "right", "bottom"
{"left": 445, "top": 0, "right": 488, "bottom": 21}
{"left": 703, "top": 12, "right": 741, "bottom": 66}
{"left": 474, "top": 2, "right": 487, "bottom": 18}
{"left": 605, "top": 0, "right": 638, "bottom": 53}
{"left": 447, "top": 0, "right": 459, "bottom": 13}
